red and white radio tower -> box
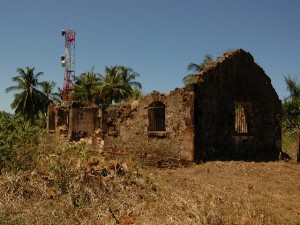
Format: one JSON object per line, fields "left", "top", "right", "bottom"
{"left": 61, "top": 29, "right": 76, "bottom": 102}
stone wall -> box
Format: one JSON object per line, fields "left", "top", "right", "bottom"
{"left": 103, "top": 87, "right": 195, "bottom": 161}
{"left": 69, "top": 107, "right": 100, "bottom": 140}
{"left": 194, "top": 49, "right": 281, "bottom": 161}
{"left": 47, "top": 104, "right": 69, "bottom": 136}
{"left": 47, "top": 49, "right": 282, "bottom": 162}
{"left": 47, "top": 102, "right": 101, "bottom": 141}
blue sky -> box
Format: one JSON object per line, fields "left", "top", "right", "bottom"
{"left": 1, "top": 0, "right": 299, "bottom": 113}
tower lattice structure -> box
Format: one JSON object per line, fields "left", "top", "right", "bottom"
{"left": 61, "top": 29, "right": 76, "bottom": 101}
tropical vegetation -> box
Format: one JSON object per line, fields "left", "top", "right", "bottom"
{"left": 282, "top": 75, "right": 300, "bottom": 134}
{"left": 1, "top": 64, "right": 300, "bottom": 224}
{"left": 0, "top": 111, "right": 44, "bottom": 171}
{"left": 74, "top": 65, "right": 142, "bottom": 105}
{"left": 74, "top": 67, "right": 101, "bottom": 104}
{"left": 183, "top": 54, "right": 213, "bottom": 85}
{"left": 5, "top": 65, "right": 142, "bottom": 126}
{"left": 5, "top": 67, "right": 49, "bottom": 124}
{"left": 40, "top": 80, "right": 60, "bottom": 105}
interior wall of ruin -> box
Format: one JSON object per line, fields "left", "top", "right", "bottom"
{"left": 103, "top": 87, "right": 195, "bottom": 161}
{"left": 69, "top": 107, "right": 100, "bottom": 140}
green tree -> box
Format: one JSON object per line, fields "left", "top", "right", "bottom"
{"left": 0, "top": 112, "right": 44, "bottom": 171}
{"left": 74, "top": 67, "right": 101, "bottom": 104}
{"left": 183, "top": 54, "right": 213, "bottom": 85}
{"left": 6, "top": 67, "right": 47, "bottom": 124}
{"left": 40, "top": 81, "right": 56, "bottom": 101}
{"left": 96, "top": 66, "right": 127, "bottom": 105}
{"left": 131, "top": 86, "right": 143, "bottom": 100}
{"left": 40, "top": 80, "right": 57, "bottom": 112}
{"left": 0, "top": 111, "right": 15, "bottom": 170}
{"left": 52, "top": 87, "right": 63, "bottom": 104}
{"left": 119, "top": 66, "right": 142, "bottom": 99}
{"left": 282, "top": 75, "right": 300, "bottom": 134}
{"left": 95, "top": 66, "right": 141, "bottom": 105}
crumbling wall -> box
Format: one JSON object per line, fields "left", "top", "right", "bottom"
{"left": 47, "top": 104, "right": 56, "bottom": 132}
{"left": 47, "top": 104, "right": 69, "bottom": 137}
{"left": 47, "top": 49, "right": 281, "bottom": 163}
{"left": 103, "top": 87, "right": 195, "bottom": 161}
{"left": 47, "top": 103, "right": 101, "bottom": 141}
{"left": 194, "top": 49, "right": 281, "bottom": 161}
{"left": 69, "top": 107, "right": 100, "bottom": 140}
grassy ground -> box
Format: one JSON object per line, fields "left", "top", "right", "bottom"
{"left": 0, "top": 135, "right": 299, "bottom": 224}
{"left": 282, "top": 132, "right": 299, "bottom": 160}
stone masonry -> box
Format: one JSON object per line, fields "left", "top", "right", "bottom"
{"left": 47, "top": 49, "right": 282, "bottom": 162}
{"left": 47, "top": 102, "right": 101, "bottom": 141}
{"left": 103, "top": 87, "right": 195, "bottom": 161}
{"left": 194, "top": 49, "right": 281, "bottom": 161}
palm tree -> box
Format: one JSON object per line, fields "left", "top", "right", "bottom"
{"left": 40, "top": 81, "right": 56, "bottom": 100}
{"left": 282, "top": 75, "right": 300, "bottom": 133}
{"left": 95, "top": 66, "right": 128, "bottom": 105}
{"left": 119, "top": 66, "right": 142, "bottom": 98}
{"left": 131, "top": 86, "right": 143, "bottom": 100}
{"left": 40, "top": 80, "right": 57, "bottom": 112}
{"left": 51, "top": 87, "right": 63, "bottom": 104}
{"left": 183, "top": 54, "right": 214, "bottom": 85}
{"left": 6, "top": 67, "right": 47, "bottom": 124}
{"left": 284, "top": 75, "right": 300, "bottom": 100}
{"left": 74, "top": 67, "right": 101, "bottom": 104}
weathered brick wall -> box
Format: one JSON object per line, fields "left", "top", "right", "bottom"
{"left": 47, "top": 49, "right": 281, "bottom": 162}
{"left": 47, "top": 104, "right": 56, "bottom": 132}
{"left": 47, "top": 104, "right": 69, "bottom": 136}
{"left": 103, "top": 87, "right": 195, "bottom": 161}
{"left": 194, "top": 49, "right": 281, "bottom": 161}
{"left": 69, "top": 107, "right": 100, "bottom": 140}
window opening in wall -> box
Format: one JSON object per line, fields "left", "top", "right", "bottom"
{"left": 148, "top": 101, "right": 165, "bottom": 131}
{"left": 234, "top": 101, "right": 253, "bottom": 134}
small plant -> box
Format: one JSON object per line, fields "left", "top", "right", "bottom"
{"left": 53, "top": 157, "right": 75, "bottom": 194}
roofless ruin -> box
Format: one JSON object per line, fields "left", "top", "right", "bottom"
{"left": 48, "top": 49, "right": 282, "bottom": 162}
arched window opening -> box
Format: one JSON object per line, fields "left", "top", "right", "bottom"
{"left": 148, "top": 101, "right": 165, "bottom": 131}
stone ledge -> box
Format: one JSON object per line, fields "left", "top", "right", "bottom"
{"left": 147, "top": 131, "right": 168, "bottom": 137}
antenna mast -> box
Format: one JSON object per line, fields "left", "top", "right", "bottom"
{"left": 61, "top": 29, "right": 76, "bottom": 102}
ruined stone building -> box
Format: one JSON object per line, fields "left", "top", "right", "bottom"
{"left": 48, "top": 49, "right": 282, "bottom": 162}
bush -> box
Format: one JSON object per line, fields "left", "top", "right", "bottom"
{"left": 282, "top": 75, "right": 300, "bottom": 135}
{"left": 0, "top": 112, "right": 44, "bottom": 172}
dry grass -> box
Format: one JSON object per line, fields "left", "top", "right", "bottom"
{"left": 0, "top": 135, "right": 300, "bottom": 224}
{"left": 153, "top": 161, "right": 300, "bottom": 224}
{"left": 282, "top": 132, "right": 299, "bottom": 160}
